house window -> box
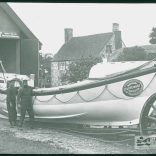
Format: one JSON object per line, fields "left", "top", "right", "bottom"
{"left": 59, "top": 62, "right": 66, "bottom": 70}
{"left": 51, "top": 62, "right": 58, "bottom": 70}
{"left": 65, "top": 61, "right": 71, "bottom": 70}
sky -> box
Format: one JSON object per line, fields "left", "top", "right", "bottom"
{"left": 8, "top": 3, "right": 156, "bottom": 55}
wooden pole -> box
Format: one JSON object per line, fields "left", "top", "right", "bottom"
{"left": 32, "top": 66, "right": 156, "bottom": 96}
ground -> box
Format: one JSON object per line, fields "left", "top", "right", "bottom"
{"left": 0, "top": 119, "right": 71, "bottom": 154}
{"left": 0, "top": 118, "right": 156, "bottom": 154}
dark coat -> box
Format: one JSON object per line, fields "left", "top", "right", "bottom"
{"left": 17, "top": 85, "right": 33, "bottom": 105}
{"left": 6, "top": 87, "right": 18, "bottom": 103}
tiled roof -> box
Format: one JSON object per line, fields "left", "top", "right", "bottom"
{"left": 53, "top": 32, "right": 113, "bottom": 61}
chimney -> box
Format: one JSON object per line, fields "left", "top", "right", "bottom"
{"left": 112, "top": 23, "right": 119, "bottom": 32}
{"left": 112, "top": 23, "right": 122, "bottom": 49}
{"left": 64, "top": 28, "right": 73, "bottom": 43}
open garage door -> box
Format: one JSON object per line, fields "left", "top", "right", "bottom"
{"left": 0, "top": 39, "right": 17, "bottom": 73}
{"left": 20, "top": 39, "right": 39, "bottom": 86}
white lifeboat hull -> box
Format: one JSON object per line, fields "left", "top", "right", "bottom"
{"left": 0, "top": 61, "right": 156, "bottom": 126}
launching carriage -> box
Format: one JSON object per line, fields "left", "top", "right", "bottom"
{"left": 0, "top": 60, "right": 156, "bottom": 135}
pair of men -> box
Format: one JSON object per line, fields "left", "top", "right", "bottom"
{"left": 6, "top": 80, "right": 34, "bottom": 128}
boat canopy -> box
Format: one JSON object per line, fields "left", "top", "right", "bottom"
{"left": 89, "top": 61, "right": 149, "bottom": 79}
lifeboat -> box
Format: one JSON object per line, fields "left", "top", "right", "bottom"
{"left": 0, "top": 60, "right": 156, "bottom": 133}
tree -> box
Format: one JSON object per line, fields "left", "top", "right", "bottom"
{"left": 115, "top": 46, "right": 147, "bottom": 61}
{"left": 61, "top": 56, "right": 102, "bottom": 84}
{"left": 39, "top": 53, "right": 53, "bottom": 87}
{"left": 149, "top": 27, "right": 156, "bottom": 44}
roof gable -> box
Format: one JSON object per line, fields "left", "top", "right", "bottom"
{"left": 54, "top": 32, "right": 113, "bottom": 61}
{"left": 0, "top": 3, "right": 42, "bottom": 46}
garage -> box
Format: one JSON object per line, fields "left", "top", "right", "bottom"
{"left": 0, "top": 3, "right": 42, "bottom": 86}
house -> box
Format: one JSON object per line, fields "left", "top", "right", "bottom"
{"left": 52, "top": 23, "right": 125, "bottom": 86}
{"left": 110, "top": 44, "right": 156, "bottom": 62}
{"left": 0, "top": 3, "right": 42, "bottom": 86}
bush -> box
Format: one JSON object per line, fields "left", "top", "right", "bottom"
{"left": 116, "top": 46, "right": 147, "bottom": 61}
{"left": 60, "top": 56, "right": 102, "bottom": 84}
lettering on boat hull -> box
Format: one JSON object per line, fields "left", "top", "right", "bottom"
{"left": 123, "top": 79, "right": 144, "bottom": 97}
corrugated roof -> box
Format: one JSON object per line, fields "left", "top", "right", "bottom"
{"left": 54, "top": 32, "right": 113, "bottom": 61}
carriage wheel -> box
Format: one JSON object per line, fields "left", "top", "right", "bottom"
{"left": 140, "top": 93, "right": 156, "bottom": 135}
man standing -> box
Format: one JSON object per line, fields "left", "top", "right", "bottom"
{"left": 17, "top": 80, "right": 34, "bottom": 128}
{"left": 6, "top": 81, "right": 18, "bottom": 127}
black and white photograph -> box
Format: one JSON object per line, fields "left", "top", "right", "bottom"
{"left": 0, "top": 2, "right": 156, "bottom": 154}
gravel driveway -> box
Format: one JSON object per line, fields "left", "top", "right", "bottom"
{"left": 0, "top": 118, "right": 156, "bottom": 154}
